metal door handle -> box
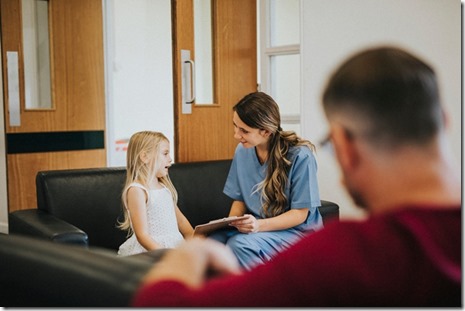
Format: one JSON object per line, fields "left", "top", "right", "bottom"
{"left": 184, "top": 59, "right": 196, "bottom": 103}
{"left": 181, "top": 50, "right": 195, "bottom": 114}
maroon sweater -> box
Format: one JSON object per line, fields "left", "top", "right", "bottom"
{"left": 133, "top": 206, "right": 461, "bottom": 307}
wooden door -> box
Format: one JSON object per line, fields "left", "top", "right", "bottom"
{"left": 0, "top": 0, "right": 106, "bottom": 212}
{"left": 172, "top": 0, "right": 257, "bottom": 162}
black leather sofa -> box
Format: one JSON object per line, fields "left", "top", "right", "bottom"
{"left": 3, "top": 159, "right": 340, "bottom": 307}
{"left": 9, "top": 159, "right": 340, "bottom": 252}
{"left": 0, "top": 233, "right": 164, "bottom": 307}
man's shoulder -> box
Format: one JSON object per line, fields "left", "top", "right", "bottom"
{"left": 313, "top": 206, "right": 460, "bottom": 241}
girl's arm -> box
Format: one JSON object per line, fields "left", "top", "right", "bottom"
{"left": 231, "top": 208, "right": 309, "bottom": 233}
{"left": 175, "top": 206, "right": 194, "bottom": 238}
{"left": 127, "top": 186, "right": 162, "bottom": 250}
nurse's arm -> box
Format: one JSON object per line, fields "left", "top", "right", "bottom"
{"left": 232, "top": 208, "right": 309, "bottom": 233}
{"left": 228, "top": 200, "right": 247, "bottom": 217}
{"left": 257, "top": 208, "right": 309, "bottom": 231}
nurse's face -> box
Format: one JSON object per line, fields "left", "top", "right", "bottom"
{"left": 232, "top": 112, "right": 270, "bottom": 148}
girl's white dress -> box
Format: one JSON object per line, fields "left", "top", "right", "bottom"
{"left": 117, "top": 182, "right": 184, "bottom": 256}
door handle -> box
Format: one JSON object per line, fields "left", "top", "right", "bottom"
{"left": 6, "top": 51, "right": 21, "bottom": 126}
{"left": 181, "top": 49, "right": 195, "bottom": 114}
{"left": 184, "top": 59, "right": 196, "bottom": 104}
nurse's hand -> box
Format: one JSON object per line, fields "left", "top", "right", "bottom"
{"left": 230, "top": 214, "right": 260, "bottom": 233}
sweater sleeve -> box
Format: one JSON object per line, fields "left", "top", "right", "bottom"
{"left": 131, "top": 221, "right": 350, "bottom": 307}
{"left": 131, "top": 209, "right": 462, "bottom": 307}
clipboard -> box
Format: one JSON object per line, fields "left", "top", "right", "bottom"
{"left": 193, "top": 215, "right": 248, "bottom": 236}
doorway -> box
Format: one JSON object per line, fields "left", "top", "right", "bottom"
{"left": 104, "top": 0, "right": 175, "bottom": 167}
{"left": 105, "top": 0, "right": 258, "bottom": 165}
{"left": 0, "top": 0, "right": 106, "bottom": 213}
{"left": 172, "top": 0, "right": 257, "bottom": 162}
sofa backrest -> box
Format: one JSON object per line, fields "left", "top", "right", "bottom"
{"left": 35, "top": 160, "right": 234, "bottom": 250}
{"left": 169, "top": 160, "right": 233, "bottom": 226}
{"left": 35, "top": 159, "right": 339, "bottom": 251}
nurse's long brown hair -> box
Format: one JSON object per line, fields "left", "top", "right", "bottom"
{"left": 233, "top": 92, "right": 316, "bottom": 217}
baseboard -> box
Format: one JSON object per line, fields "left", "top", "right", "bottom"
{"left": 0, "top": 221, "right": 8, "bottom": 234}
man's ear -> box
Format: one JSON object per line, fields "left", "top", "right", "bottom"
{"left": 441, "top": 107, "right": 449, "bottom": 130}
{"left": 331, "top": 124, "right": 360, "bottom": 172}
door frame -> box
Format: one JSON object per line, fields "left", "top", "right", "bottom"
{"left": 0, "top": 32, "right": 8, "bottom": 233}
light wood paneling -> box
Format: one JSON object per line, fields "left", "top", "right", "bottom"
{"left": 173, "top": 0, "right": 257, "bottom": 162}
{"left": 7, "top": 150, "right": 106, "bottom": 210}
{"left": 1, "top": 0, "right": 105, "bottom": 132}
{"left": 0, "top": 0, "right": 106, "bottom": 212}
{"left": 0, "top": 0, "right": 24, "bottom": 129}
{"left": 48, "top": 0, "right": 105, "bottom": 132}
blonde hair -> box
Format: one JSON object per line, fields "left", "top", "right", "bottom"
{"left": 117, "top": 131, "right": 177, "bottom": 234}
{"left": 234, "top": 92, "right": 315, "bottom": 218}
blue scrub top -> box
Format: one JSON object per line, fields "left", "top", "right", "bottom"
{"left": 223, "top": 143, "right": 323, "bottom": 232}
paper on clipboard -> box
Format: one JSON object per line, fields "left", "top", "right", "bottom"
{"left": 193, "top": 215, "right": 248, "bottom": 236}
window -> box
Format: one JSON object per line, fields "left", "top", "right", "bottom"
{"left": 259, "top": 0, "right": 301, "bottom": 134}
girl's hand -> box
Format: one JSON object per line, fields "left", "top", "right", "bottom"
{"left": 230, "top": 214, "right": 260, "bottom": 233}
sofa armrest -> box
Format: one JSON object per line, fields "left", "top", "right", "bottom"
{"left": 9, "top": 209, "right": 88, "bottom": 246}
{"left": 0, "top": 234, "right": 158, "bottom": 307}
{"left": 318, "top": 200, "right": 340, "bottom": 225}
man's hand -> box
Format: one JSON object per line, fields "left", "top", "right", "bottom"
{"left": 141, "top": 238, "right": 241, "bottom": 288}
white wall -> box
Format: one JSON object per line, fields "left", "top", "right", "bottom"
{"left": 104, "top": 0, "right": 174, "bottom": 167}
{"left": 301, "top": 0, "right": 461, "bottom": 219}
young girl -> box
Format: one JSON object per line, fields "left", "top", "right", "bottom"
{"left": 117, "top": 131, "right": 194, "bottom": 256}
{"left": 209, "top": 91, "right": 323, "bottom": 270}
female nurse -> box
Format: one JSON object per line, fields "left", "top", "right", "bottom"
{"left": 209, "top": 91, "right": 323, "bottom": 270}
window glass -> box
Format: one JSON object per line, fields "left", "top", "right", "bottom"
{"left": 270, "top": 0, "right": 300, "bottom": 46}
{"left": 270, "top": 54, "right": 300, "bottom": 115}
{"left": 22, "top": 0, "right": 52, "bottom": 109}
{"left": 194, "top": 0, "right": 213, "bottom": 103}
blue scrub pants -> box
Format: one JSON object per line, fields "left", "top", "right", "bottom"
{"left": 208, "top": 228, "right": 310, "bottom": 270}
